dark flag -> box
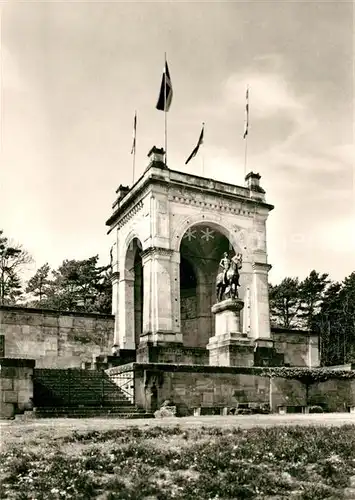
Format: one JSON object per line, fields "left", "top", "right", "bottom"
{"left": 131, "top": 111, "right": 137, "bottom": 155}
{"left": 156, "top": 61, "right": 173, "bottom": 112}
{"left": 185, "top": 124, "right": 204, "bottom": 165}
{"left": 243, "top": 88, "right": 249, "bottom": 139}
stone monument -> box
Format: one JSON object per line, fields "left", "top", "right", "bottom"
{"left": 207, "top": 252, "right": 254, "bottom": 366}
{"left": 106, "top": 146, "right": 275, "bottom": 365}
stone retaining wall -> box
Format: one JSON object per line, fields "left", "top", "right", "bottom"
{"left": 107, "top": 363, "right": 355, "bottom": 415}
{"left": 107, "top": 363, "right": 308, "bottom": 415}
{"left": 0, "top": 306, "right": 114, "bottom": 368}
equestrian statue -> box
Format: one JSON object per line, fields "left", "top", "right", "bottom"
{"left": 216, "top": 252, "right": 243, "bottom": 302}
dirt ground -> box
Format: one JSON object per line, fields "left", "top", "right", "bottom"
{"left": 1, "top": 412, "right": 355, "bottom": 446}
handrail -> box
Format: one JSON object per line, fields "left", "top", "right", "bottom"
{"left": 108, "top": 371, "right": 134, "bottom": 404}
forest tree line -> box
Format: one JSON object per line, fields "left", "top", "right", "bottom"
{"left": 0, "top": 230, "right": 112, "bottom": 314}
{"left": 269, "top": 271, "right": 355, "bottom": 366}
{"left": 1, "top": 230, "right": 354, "bottom": 366}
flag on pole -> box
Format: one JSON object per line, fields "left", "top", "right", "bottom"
{"left": 131, "top": 111, "right": 137, "bottom": 155}
{"left": 185, "top": 123, "right": 204, "bottom": 165}
{"left": 156, "top": 61, "right": 173, "bottom": 112}
{"left": 243, "top": 87, "right": 249, "bottom": 139}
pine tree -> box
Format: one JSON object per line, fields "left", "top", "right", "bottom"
{"left": 269, "top": 277, "right": 301, "bottom": 328}
{"left": 0, "top": 230, "right": 33, "bottom": 305}
{"left": 34, "top": 255, "right": 111, "bottom": 313}
{"left": 298, "top": 270, "right": 330, "bottom": 330}
{"left": 25, "top": 263, "right": 51, "bottom": 305}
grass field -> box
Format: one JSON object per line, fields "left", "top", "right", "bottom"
{"left": 1, "top": 414, "right": 355, "bottom": 499}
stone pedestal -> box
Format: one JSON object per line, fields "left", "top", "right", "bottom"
{"left": 207, "top": 298, "right": 254, "bottom": 367}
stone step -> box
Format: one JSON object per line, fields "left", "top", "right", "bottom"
{"left": 33, "top": 369, "right": 132, "bottom": 407}
{"left": 34, "top": 405, "right": 139, "bottom": 413}
{"left": 19, "top": 407, "right": 154, "bottom": 419}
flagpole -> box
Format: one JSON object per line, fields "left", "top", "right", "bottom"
{"left": 202, "top": 147, "right": 205, "bottom": 177}
{"left": 132, "top": 110, "right": 137, "bottom": 184}
{"left": 244, "top": 133, "right": 248, "bottom": 179}
{"left": 201, "top": 122, "right": 205, "bottom": 177}
{"left": 243, "top": 85, "right": 249, "bottom": 180}
{"left": 164, "top": 52, "right": 168, "bottom": 165}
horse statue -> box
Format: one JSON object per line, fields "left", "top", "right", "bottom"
{"left": 216, "top": 252, "right": 243, "bottom": 302}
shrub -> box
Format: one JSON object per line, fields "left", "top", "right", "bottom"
{"left": 1, "top": 424, "right": 355, "bottom": 499}
{"left": 309, "top": 405, "right": 324, "bottom": 413}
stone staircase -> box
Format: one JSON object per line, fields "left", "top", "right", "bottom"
{"left": 32, "top": 368, "right": 153, "bottom": 419}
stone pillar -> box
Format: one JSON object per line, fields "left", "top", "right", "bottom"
{"left": 134, "top": 263, "right": 143, "bottom": 347}
{"left": 238, "top": 262, "right": 253, "bottom": 336}
{"left": 0, "top": 358, "right": 35, "bottom": 419}
{"left": 110, "top": 234, "right": 120, "bottom": 351}
{"left": 250, "top": 261, "right": 272, "bottom": 340}
{"left": 140, "top": 247, "right": 183, "bottom": 345}
{"left": 308, "top": 334, "right": 320, "bottom": 367}
{"left": 170, "top": 250, "right": 181, "bottom": 336}
{"left": 196, "top": 277, "right": 213, "bottom": 347}
{"left": 118, "top": 277, "right": 135, "bottom": 349}
{"left": 207, "top": 298, "right": 254, "bottom": 367}
{"left": 111, "top": 271, "right": 120, "bottom": 349}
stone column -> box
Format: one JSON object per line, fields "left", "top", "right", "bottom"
{"left": 308, "top": 334, "right": 320, "bottom": 367}
{"left": 140, "top": 247, "right": 183, "bottom": 345}
{"left": 250, "top": 261, "right": 272, "bottom": 340}
{"left": 170, "top": 250, "right": 181, "bottom": 335}
{"left": 238, "top": 262, "right": 253, "bottom": 336}
{"left": 196, "top": 276, "right": 213, "bottom": 347}
{"left": 110, "top": 235, "right": 120, "bottom": 352}
{"left": 111, "top": 271, "right": 120, "bottom": 349}
{"left": 134, "top": 264, "right": 143, "bottom": 347}
{"left": 118, "top": 277, "right": 135, "bottom": 349}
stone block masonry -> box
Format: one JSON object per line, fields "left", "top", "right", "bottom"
{"left": 0, "top": 305, "right": 114, "bottom": 368}
{"left": 0, "top": 358, "right": 35, "bottom": 418}
{"left": 107, "top": 363, "right": 308, "bottom": 415}
{"left": 0, "top": 305, "right": 318, "bottom": 369}
{"left": 107, "top": 363, "right": 355, "bottom": 415}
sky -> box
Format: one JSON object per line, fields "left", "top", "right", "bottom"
{"left": 0, "top": 0, "right": 354, "bottom": 285}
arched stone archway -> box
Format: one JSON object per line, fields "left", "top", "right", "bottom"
{"left": 179, "top": 223, "right": 236, "bottom": 347}
{"left": 117, "top": 237, "right": 143, "bottom": 349}
{"left": 172, "top": 214, "right": 244, "bottom": 256}
{"left": 180, "top": 256, "right": 197, "bottom": 346}
{"left": 107, "top": 157, "right": 273, "bottom": 358}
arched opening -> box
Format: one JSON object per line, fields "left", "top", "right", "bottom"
{"left": 124, "top": 237, "right": 143, "bottom": 349}
{"left": 180, "top": 257, "right": 197, "bottom": 345}
{"left": 179, "top": 223, "right": 234, "bottom": 347}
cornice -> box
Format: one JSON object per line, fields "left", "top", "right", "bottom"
{"left": 110, "top": 271, "right": 120, "bottom": 283}
{"left": 252, "top": 262, "right": 272, "bottom": 272}
{"left": 106, "top": 170, "right": 274, "bottom": 231}
{"left": 141, "top": 246, "right": 175, "bottom": 260}
{"left": 107, "top": 200, "right": 144, "bottom": 231}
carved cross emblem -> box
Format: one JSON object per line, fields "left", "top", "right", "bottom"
{"left": 201, "top": 228, "right": 215, "bottom": 242}
{"left": 183, "top": 228, "right": 197, "bottom": 241}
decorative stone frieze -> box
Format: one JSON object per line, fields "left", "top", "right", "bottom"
{"left": 116, "top": 201, "right": 144, "bottom": 230}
